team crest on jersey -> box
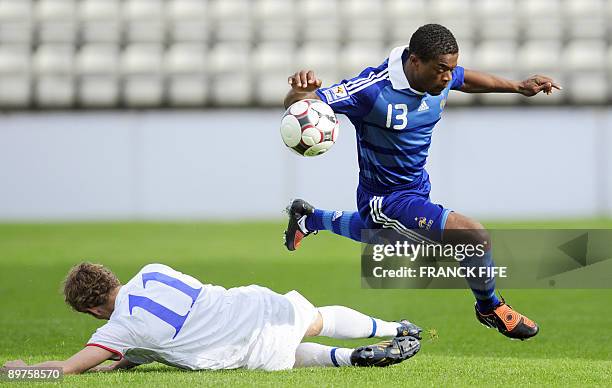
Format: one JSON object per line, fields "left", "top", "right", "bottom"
{"left": 440, "top": 99, "right": 447, "bottom": 110}
{"left": 323, "top": 84, "right": 349, "bottom": 103}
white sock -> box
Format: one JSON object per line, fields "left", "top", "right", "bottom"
{"left": 294, "top": 343, "right": 353, "bottom": 368}
{"left": 318, "top": 306, "right": 401, "bottom": 339}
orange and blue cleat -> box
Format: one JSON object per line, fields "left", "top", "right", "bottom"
{"left": 475, "top": 297, "right": 539, "bottom": 340}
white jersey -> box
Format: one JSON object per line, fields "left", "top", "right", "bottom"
{"left": 87, "top": 264, "right": 317, "bottom": 371}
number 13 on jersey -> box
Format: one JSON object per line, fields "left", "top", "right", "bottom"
{"left": 386, "top": 103, "right": 408, "bottom": 130}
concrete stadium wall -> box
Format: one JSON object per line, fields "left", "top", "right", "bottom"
{"left": 0, "top": 108, "right": 610, "bottom": 221}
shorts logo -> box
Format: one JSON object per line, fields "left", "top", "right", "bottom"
{"left": 332, "top": 211, "right": 344, "bottom": 221}
{"left": 415, "top": 216, "right": 434, "bottom": 230}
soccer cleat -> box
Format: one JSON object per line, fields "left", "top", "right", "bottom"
{"left": 283, "top": 199, "right": 316, "bottom": 251}
{"left": 475, "top": 297, "right": 539, "bottom": 340}
{"left": 396, "top": 320, "right": 423, "bottom": 340}
{"left": 350, "top": 336, "right": 420, "bottom": 367}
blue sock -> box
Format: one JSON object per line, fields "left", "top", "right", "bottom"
{"left": 460, "top": 249, "right": 500, "bottom": 312}
{"left": 305, "top": 209, "right": 365, "bottom": 242}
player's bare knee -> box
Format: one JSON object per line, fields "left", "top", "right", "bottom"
{"left": 304, "top": 311, "right": 323, "bottom": 337}
{"left": 444, "top": 213, "right": 490, "bottom": 248}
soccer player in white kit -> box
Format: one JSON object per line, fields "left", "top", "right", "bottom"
{"left": 2, "top": 263, "right": 422, "bottom": 374}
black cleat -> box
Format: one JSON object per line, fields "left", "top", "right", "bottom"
{"left": 475, "top": 297, "right": 539, "bottom": 341}
{"left": 283, "top": 199, "right": 316, "bottom": 251}
{"left": 350, "top": 336, "right": 420, "bottom": 367}
{"left": 396, "top": 320, "right": 423, "bottom": 340}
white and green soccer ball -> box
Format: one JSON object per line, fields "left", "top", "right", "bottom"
{"left": 280, "top": 99, "right": 339, "bottom": 157}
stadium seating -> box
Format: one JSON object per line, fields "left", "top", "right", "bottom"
{"left": 0, "top": 0, "right": 611, "bottom": 108}
{"left": 76, "top": 44, "right": 120, "bottom": 107}
{"left": 33, "top": 43, "right": 75, "bottom": 107}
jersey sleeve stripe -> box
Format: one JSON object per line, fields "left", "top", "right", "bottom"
{"left": 345, "top": 69, "right": 388, "bottom": 89}
{"left": 86, "top": 343, "right": 124, "bottom": 360}
{"left": 347, "top": 74, "right": 389, "bottom": 95}
{"left": 345, "top": 69, "right": 389, "bottom": 92}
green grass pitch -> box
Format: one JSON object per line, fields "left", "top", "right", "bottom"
{"left": 1, "top": 219, "right": 611, "bottom": 387}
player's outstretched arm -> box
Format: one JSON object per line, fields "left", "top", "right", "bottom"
{"left": 89, "top": 357, "right": 139, "bottom": 373}
{"left": 284, "top": 70, "right": 323, "bottom": 108}
{"left": 2, "top": 346, "right": 115, "bottom": 375}
{"left": 460, "top": 69, "right": 562, "bottom": 96}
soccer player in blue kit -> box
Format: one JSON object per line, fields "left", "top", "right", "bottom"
{"left": 282, "top": 24, "right": 561, "bottom": 340}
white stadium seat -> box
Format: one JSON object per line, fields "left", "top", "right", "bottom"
{"left": 340, "top": 0, "right": 383, "bottom": 20}
{"left": 430, "top": 0, "right": 472, "bottom": 19}
{"left": 254, "top": 0, "right": 292, "bottom": 21}
{"left": 208, "top": 43, "right": 252, "bottom": 105}
{"left": 168, "top": 0, "right": 207, "bottom": 19}
{"left": 76, "top": 44, "right": 120, "bottom": 107}
{"left": 165, "top": 44, "right": 208, "bottom": 106}
{"left": 475, "top": 0, "right": 516, "bottom": 18}
{"left": 33, "top": 44, "right": 74, "bottom": 107}
{"left": 567, "top": 17, "right": 606, "bottom": 40}
{"left": 0, "top": 0, "right": 32, "bottom": 20}
{"left": 252, "top": 43, "right": 294, "bottom": 74}
{"left": 0, "top": 45, "right": 31, "bottom": 107}
{"left": 517, "top": 40, "right": 562, "bottom": 73}
{"left": 207, "top": 43, "right": 250, "bottom": 75}
{"left": 479, "top": 19, "right": 519, "bottom": 41}
{"left": 34, "top": 44, "right": 73, "bottom": 74}
{"left": 563, "top": 40, "right": 607, "bottom": 72}
{"left": 455, "top": 40, "right": 474, "bottom": 68}
{"left": 518, "top": 0, "right": 562, "bottom": 20}
{"left": 383, "top": 0, "right": 427, "bottom": 22}
{"left": 338, "top": 42, "right": 385, "bottom": 79}
{"left": 299, "top": 0, "right": 339, "bottom": 42}
{"left": 254, "top": 1, "right": 296, "bottom": 42}
{"left": 258, "top": 21, "right": 297, "bottom": 43}
{"left": 209, "top": 0, "right": 251, "bottom": 43}
{"left": 36, "top": 0, "right": 77, "bottom": 43}
{"left": 430, "top": 19, "right": 475, "bottom": 41}
{"left": 563, "top": 0, "right": 605, "bottom": 17}
{"left": 567, "top": 73, "right": 608, "bottom": 104}
{"left": 167, "top": 0, "right": 208, "bottom": 43}
{"left": 388, "top": 20, "right": 428, "bottom": 44}
{"left": 302, "top": 20, "right": 341, "bottom": 44}
{"left": 345, "top": 19, "right": 386, "bottom": 43}
{"left": 608, "top": 46, "right": 612, "bottom": 75}
{"left": 0, "top": 0, "right": 32, "bottom": 44}
{"left": 299, "top": 0, "right": 338, "bottom": 20}
{"left": 474, "top": 40, "right": 517, "bottom": 72}
{"left": 253, "top": 42, "right": 294, "bottom": 106}
{"left": 296, "top": 43, "right": 339, "bottom": 88}
{"left": 165, "top": 44, "right": 206, "bottom": 74}
{"left": 209, "top": 0, "right": 250, "bottom": 20}
{"left": 523, "top": 20, "right": 563, "bottom": 41}
{"left": 214, "top": 21, "right": 253, "bottom": 43}
{"left": 121, "top": 44, "right": 165, "bottom": 106}
{"left": 124, "top": 0, "right": 165, "bottom": 43}
{"left": 79, "top": 0, "right": 121, "bottom": 43}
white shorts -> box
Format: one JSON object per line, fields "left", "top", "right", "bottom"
{"left": 244, "top": 290, "right": 318, "bottom": 371}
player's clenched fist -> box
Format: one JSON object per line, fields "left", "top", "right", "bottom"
{"left": 288, "top": 70, "right": 322, "bottom": 92}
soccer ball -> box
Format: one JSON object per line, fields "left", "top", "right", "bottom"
{"left": 280, "top": 99, "right": 339, "bottom": 157}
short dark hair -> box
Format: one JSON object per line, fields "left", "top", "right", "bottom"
{"left": 407, "top": 24, "right": 459, "bottom": 62}
{"left": 63, "top": 262, "right": 120, "bottom": 312}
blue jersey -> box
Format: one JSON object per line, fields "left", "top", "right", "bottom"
{"left": 316, "top": 45, "right": 464, "bottom": 194}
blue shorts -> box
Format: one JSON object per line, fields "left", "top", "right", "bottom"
{"left": 357, "top": 171, "right": 451, "bottom": 242}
